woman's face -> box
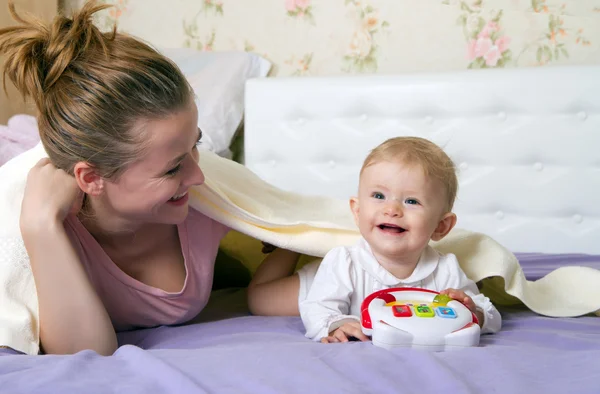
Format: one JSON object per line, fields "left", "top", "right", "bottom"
{"left": 100, "top": 101, "right": 205, "bottom": 227}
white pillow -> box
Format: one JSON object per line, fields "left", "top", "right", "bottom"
{"left": 159, "top": 48, "right": 271, "bottom": 157}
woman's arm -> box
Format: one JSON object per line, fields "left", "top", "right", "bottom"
{"left": 20, "top": 159, "right": 116, "bottom": 355}
{"left": 23, "top": 219, "right": 117, "bottom": 356}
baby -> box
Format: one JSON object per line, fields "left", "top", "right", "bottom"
{"left": 248, "top": 136, "right": 501, "bottom": 343}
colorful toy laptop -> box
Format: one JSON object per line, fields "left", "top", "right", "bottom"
{"left": 360, "top": 288, "right": 480, "bottom": 351}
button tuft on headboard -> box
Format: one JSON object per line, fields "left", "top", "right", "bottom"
{"left": 497, "top": 112, "right": 507, "bottom": 121}
{"left": 573, "top": 214, "right": 583, "bottom": 224}
{"left": 577, "top": 111, "right": 587, "bottom": 121}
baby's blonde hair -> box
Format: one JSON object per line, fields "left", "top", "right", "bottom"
{"left": 361, "top": 137, "right": 458, "bottom": 212}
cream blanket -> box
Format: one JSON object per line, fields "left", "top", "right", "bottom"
{"left": 1, "top": 143, "right": 599, "bottom": 355}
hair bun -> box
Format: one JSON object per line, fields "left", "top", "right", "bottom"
{"left": 0, "top": 1, "right": 111, "bottom": 109}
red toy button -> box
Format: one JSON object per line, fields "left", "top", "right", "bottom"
{"left": 392, "top": 305, "right": 412, "bottom": 317}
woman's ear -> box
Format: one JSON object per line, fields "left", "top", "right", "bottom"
{"left": 73, "top": 162, "right": 104, "bottom": 196}
{"left": 431, "top": 212, "right": 457, "bottom": 241}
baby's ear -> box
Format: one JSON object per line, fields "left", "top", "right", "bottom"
{"left": 431, "top": 212, "right": 457, "bottom": 241}
{"left": 349, "top": 197, "right": 360, "bottom": 226}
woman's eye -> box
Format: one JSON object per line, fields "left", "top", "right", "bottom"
{"left": 196, "top": 129, "right": 203, "bottom": 145}
{"left": 372, "top": 192, "right": 385, "bottom": 200}
{"left": 405, "top": 198, "right": 419, "bottom": 205}
{"left": 165, "top": 164, "right": 182, "bottom": 177}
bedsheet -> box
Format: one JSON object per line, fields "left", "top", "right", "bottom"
{"left": 0, "top": 115, "right": 39, "bottom": 167}
{"left": 1, "top": 253, "right": 599, "bottom": 393}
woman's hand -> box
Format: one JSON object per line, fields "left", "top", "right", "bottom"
{"left": 20, "top": 158, "right": 84, "bottom": 234}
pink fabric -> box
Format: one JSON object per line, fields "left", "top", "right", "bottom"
{"left": 0, "top": 115, "right": 40, "bottom": 166}
{"left": 64, "top": 208, "right": 230, "bottom": 331}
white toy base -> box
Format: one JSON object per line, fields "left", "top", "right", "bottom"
{"left": 361, "top": 288, "right": 481, "bottom": 352}
{"left": 370, "top": 320, "right": 481, "bottom": 352}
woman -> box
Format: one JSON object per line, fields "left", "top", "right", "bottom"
{"left": 0, "top": 1, "right": 298, "bottom": 355}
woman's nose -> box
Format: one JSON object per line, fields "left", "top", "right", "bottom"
{"left": 182, "top": 155, "right": 205, "bottom": 187}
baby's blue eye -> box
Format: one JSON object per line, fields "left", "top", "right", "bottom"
{"left": 372, "top": 192, "right": 385, "bottom": 200}
{"left": 405, "top": 198, "right": 419, "bottom": 205}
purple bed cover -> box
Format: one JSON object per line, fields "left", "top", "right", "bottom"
{"left": 1, "top": 253, "right": 599, "bottom": 394}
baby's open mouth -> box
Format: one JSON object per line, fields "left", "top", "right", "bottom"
{"left": 377, "top": 224, "right": 406, "bottom": 233}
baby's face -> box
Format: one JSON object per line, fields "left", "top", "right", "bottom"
{"left": 350, "top": 160, "right": 449, "bottom": 264}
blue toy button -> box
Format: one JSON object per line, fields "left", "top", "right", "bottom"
{"left": 436, "top": 307, "right": 457, "bottom": 318}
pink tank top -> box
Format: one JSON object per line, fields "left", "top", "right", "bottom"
{"left": 63, "top": 208, "right": 229, "bottom": 331}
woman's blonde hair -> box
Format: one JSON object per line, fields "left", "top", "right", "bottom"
{"left": 361, "top": 136, "right": 458, "bottom": 212}
{"left": 0, "top": 1, "right": 193, "bottom": 178}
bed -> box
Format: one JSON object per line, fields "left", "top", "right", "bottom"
{"left": 1, "top": 66, "right": 600, "bottom": 393}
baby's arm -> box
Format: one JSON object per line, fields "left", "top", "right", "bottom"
{"left": 439, "top": 255, "right": 502, "bottom": 334}
{"left": 299, "top": 248, "right": 367, "bottom": 342}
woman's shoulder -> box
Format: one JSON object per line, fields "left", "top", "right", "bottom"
{"left": 185, "top": 207, "right": 229, "bottom": 238}
{"left": 62, "top": 214, "right": 91, "bottom": 246}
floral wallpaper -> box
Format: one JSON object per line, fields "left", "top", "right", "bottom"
{"left": 65, "top": 0, "right": 599, "bottom": 76}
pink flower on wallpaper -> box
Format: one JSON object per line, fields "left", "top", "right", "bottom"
{"left": 478, "top": 22, "right": 498, "bottom": 39}
{"left": 460, "top": 9, "right": 512, "bottom": 68}
{"left": 467, "top": 34, "right": 511, "bottom": 67}
{"left": 286, "top": 0, "right": 310, "bottom": 12}
{"left": 484, "top": 46, "right": 502, "bottom": 66}
{"left": 285, "top": 0, "right": 313, "bottom": 21}
{"left": 495, "top": 36, "right": 511, "bottom": 53}
{"left": 467, "top": 39, "right": 477, "bottom": 60}
{"left": 474, "top": 37, "right": 493, "bottom": 58}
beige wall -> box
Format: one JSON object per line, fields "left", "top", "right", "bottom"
{"left": 10, "top": 0, "right": 600, "bottom": 119}
{"left": 0, "top": 0, "right": 57, "bottom": 124}
{"left": 64, "top": 0, "right": 599, "bottom": 77}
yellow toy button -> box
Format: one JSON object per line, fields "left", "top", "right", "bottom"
{"left": 432, "top": 294, "right": 453, "bottom": 306}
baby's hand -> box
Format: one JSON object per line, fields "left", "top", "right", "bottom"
{"left": 321, "top": 321, "right": 369, "bottom": 344}
{"left": 440, "top": 288, "right": 476, "bottom": 314}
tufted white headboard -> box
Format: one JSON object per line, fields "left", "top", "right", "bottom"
{"left": 244, "top": 66, "right": 600, "bottom": 255}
